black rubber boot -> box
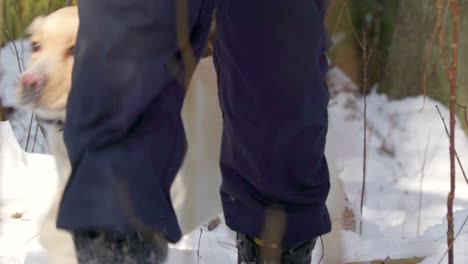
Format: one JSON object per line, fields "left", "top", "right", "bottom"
{"left": 237, "top": 233, "right": 317, "bottom": 264}
{"left": 72, "top": 231, "right": 168, "bottom": 264}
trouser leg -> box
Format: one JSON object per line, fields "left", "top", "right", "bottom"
{"left": 213, "top": 0, "right": 332, "bottom": 248}
{"left": 58, "top": 0, "right": 215, "bottom": 251}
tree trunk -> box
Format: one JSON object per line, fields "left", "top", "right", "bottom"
{"left": 380, "top": 0, "right": 468, "bottom": 133}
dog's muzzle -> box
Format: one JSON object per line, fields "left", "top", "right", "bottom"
{"left": 18, "top": 72, "right": 47, "bottom": 106}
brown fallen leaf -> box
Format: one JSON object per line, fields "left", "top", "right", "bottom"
{"left": 11, "top": 212, "right": 23, "bottom": 219}
{"left": 207, "top": 216, "right": 222, "bottom": 231}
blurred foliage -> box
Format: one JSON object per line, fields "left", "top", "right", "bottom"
{"left": 325, "top": 0, "right": 400, "bottom": 91}
{"left": 350, "top": 0, "right": 399, "bottom": 62}
{"left": 1, "top": 0, "right": 70, "bottom": 46}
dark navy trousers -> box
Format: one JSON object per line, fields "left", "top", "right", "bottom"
{"left": 58, "top": 0, "right": 331, "bottom": 248}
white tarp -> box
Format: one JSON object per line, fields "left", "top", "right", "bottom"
{"left": 0, "top": 121, "right": 58, "bottom": 263}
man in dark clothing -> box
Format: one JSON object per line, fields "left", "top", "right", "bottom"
{"left": 59, "top": 0, "right": 331, "bottom": 263}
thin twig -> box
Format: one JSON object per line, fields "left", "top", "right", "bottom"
{"left": 360, "top": 30, "right": 367, "bottom": 235}
{"left": 24, "top": 113, "right": 34, "bottom": 151}
{"left": 421, "top": 0, "right": 443, "bottom": 111}
{"left": 36, "top": 117, "right": 48, "bottom": 143}
{"left": 343, "top": 1, "right": 364, "bottom": 49}
{"left": 437, "top": 214, "right": 468, "bottom": 264}
{"left": 446, "top": 0, "right": 458, "bottom": 262}
{"left": 3, "top": 29, "right": 24, "bottom": 73}
{"left": 12, "top": 0, "right": 26, "bottom": 68}
{"left": 417, "top": 134, "right": 432, "bottom": 236}
{"left": 436, "top": 105, "right": 468, "bottom": 185}
{"left": 197, "top": 228, "right": 203, "bottom": 264}
{"left": 5, "top": 13, "right": 41, "bottom": 154}
{"left": 359, "top": 30, "right": 373, "bottom": 235}
{"left": 216, "top": 238, "right": 237, "bottom": 253}
{"left": 31, "top": 121, "right": 39, "bottom": 152}
{"left": 332, "top": 2, "right": 346, "bottom": 36}
{"left": 25, "top": 233, "right": 40, "bottom": 244}
{"left": 318, "top": 236, "right": 324, "bottom": 264}
{"left": 438, "top": 0, "right": 452, "bottom": 77}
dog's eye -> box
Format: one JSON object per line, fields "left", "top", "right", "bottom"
{"left": 66, "top": 45, "right": 75, "bottom": 57}
{"left": 31, "top": 42, "right": 41, "bottom": 52}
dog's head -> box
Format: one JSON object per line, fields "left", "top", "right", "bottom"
{"left": 17, "top": 7, "right": 78, "bottom": 121}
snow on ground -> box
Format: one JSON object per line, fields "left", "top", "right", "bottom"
{"left": 326, "top": 68, "right": 468, "bottom": 262}
{"left": 330, "top": 88, "right": 468, "bottom": 238}
{"left": 1, "top": 41, "right": 468, "bottom": 263}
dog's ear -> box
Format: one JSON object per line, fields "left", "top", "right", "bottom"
{"left": 26, "top": 16, "right": 45, "bottom": 35}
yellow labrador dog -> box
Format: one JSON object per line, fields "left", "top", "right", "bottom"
{"left": 17, "top": 6, "right": 345, "bottom": 264}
